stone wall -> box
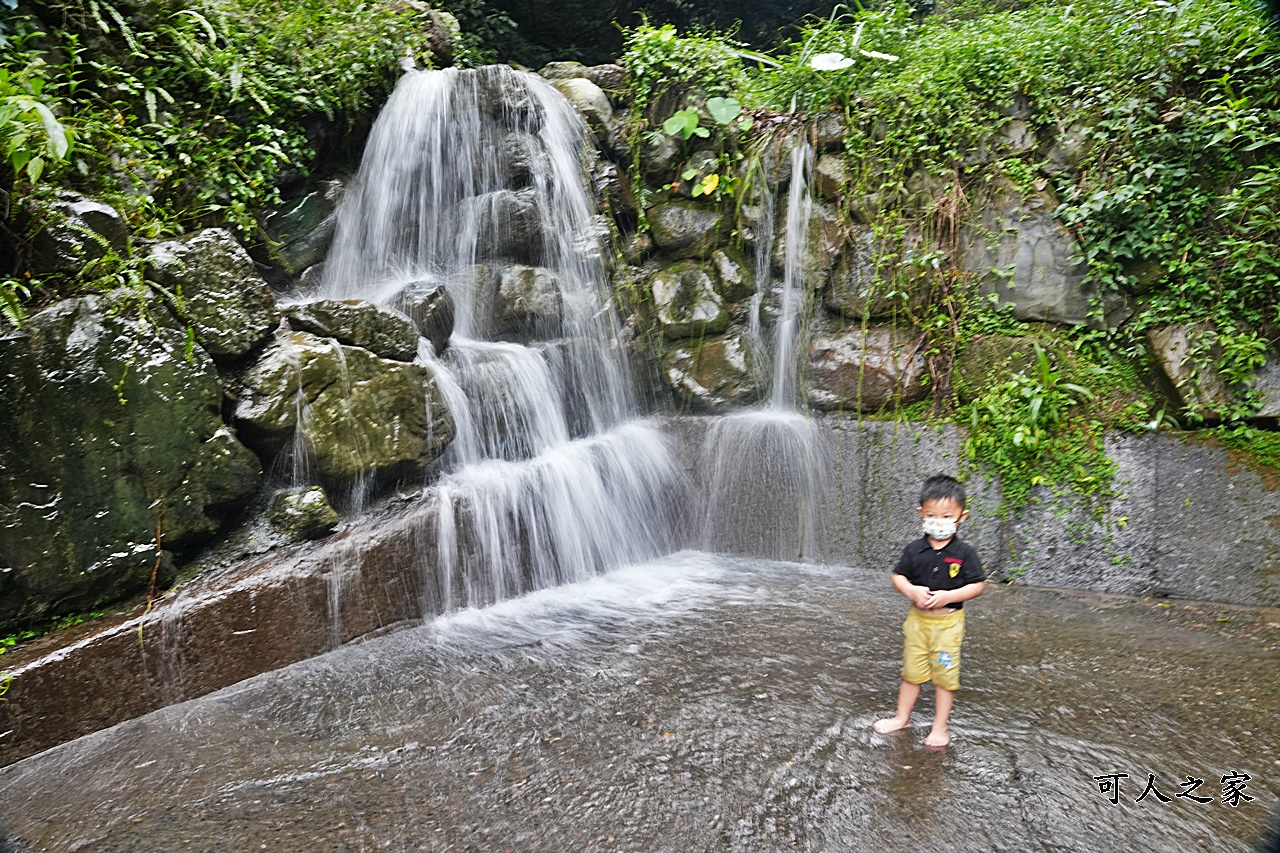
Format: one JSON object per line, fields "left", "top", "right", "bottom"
{"left": 664, "top": 415, "right": 1280, "bottom": 608}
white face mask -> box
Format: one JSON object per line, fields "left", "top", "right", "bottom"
{"left": 922, "top": 517, "right": 958, "bottom": 541}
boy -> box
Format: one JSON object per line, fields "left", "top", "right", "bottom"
{"left": 873, "top": 474, "right": 985, "bottom": 747}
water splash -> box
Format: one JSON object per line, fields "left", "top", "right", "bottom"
{"left": 702, "top": 410, "right": 831, "bottom": 562}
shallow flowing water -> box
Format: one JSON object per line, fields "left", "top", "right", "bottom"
{"left": 2, "top": 553, "right": 1276, "bottom": 852}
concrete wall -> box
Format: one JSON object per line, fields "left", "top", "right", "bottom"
{"left": 665, "top": 414, "right": 1280, "bottom": 607}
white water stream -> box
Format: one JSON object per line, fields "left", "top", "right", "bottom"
{"left": 318, "top": 66, "right": 684, "bottom": 610}
{"left": 702, "top": 141, "right": 832, "bottom": 560}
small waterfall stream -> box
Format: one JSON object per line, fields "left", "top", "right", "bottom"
{"left": 703, "top": 140, "right": 832, "bottom": 561}
{"left": 315, "top": 66, "right": 685, "bottom": 612}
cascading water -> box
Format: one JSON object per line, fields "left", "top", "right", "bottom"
{"left": 703, "top": 140, "right": 832, "bottom": 561}
{"left": 318, "top": 66, "right": 685, "bottom": 611}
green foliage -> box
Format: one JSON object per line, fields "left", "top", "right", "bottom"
{"left": 743, "top": 3, "right": 910, "bottom": 114}
{"left": 963, "top": 344, "right": 1114, "bottom": 513}
{"left": 0, "top": 274, "right": 44, "bottom": 328}
{"left": 705, "top": 96, "right": 744, "bottom": 126}
{"left": 622, "top": 24, "right": 756, "bottom": 216}
{"left": 740, "top": 0, "right": 1280, "bottom": 392}
{"left": 1218, "top": 425, "right": 1280, "bottom": 475}
{"left": 0, "top": 610, "right": 107, "bottom": 666}
{"left": 620, "top": 22, "right": 747, "bottom": 118}
{"left": 3, "top": 0, "right": 445, "bottom": 241}
{"left": 663, "top": 108, "right": 709, "bottom": 140}
{"left": 0, "top": 53, "right": 73, "bottom": 183}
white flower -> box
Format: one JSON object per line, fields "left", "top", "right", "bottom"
{"left": 858, "top": 49, "right": 899, "bottom": 62}
{"left": 808, "top": 52, "right": 855, "bottom": 71}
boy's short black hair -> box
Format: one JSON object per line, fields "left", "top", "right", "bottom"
{"left": 919, "top": 474, "right": 966, "bottom": 508}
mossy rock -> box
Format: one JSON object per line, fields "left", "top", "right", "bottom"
{"left": 0, "top": 292, "right": 262, "bottom": 630}
{"left": 952, "top": 333, "right": 1046, "bottom": 405}
{"left": 226, "top": 331, "right": 455, "bottom": 483}
{"left": 650, "top": 261, "right": 728, "bottom": 339}
{"left": 662, "top": 331, "right": 760, "bottom": 412}
{"left": 267, "top": 486, "right": 339, "bottom": 540}
{"left": 647, "top": 200, "right": 724, "bottom": 260}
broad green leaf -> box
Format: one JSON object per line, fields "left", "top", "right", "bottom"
{"left": 30, "top": 101, "right": 69, "bottom": 158}
{"left": 706, "top": 96, "right": 741, "bottom": 125}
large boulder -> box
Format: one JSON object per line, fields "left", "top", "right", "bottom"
{"left": 952, "top": 333, "right": 1044, "bottom": 405}
{"left": 262, "top": 181, "right": 343, "bottom": 274}
{"left": 455, "top": 188, "right": 545, "bottom": 263}
{"left": 662, "top": 332, "right": 760, "bottom": 411}
{"left": 474, "top": 66, "right": 546, "bottom": 132}
{"left": 24, "top": 192, "right": 128, "bottom": 275}
{"left": 647, "top": 200, "right": 724, "bottom": 259}
{"left": 146, "top": 228, "right": 278, "bottom": 360}
{"left": 957, "top": 178, "right": 1126, "bottom": 328}
{"left": 825, "top": 228, "right": 899, "bottom": 319}
{"left": 285, "top": 299, "right": 420, "bottom": 362}
{"left": 651, "top": 261, "right": 729, "bottom": 339}
{"left": 441, "top": 263, "right": 565, "bottom": 340}
{"left": 772, "top": 200, "right": 843, "bottom": 291}
{"left": 492, "top": 263, "right": 564, "bottom": 338}
{"left": 1148, "top": 322, "right": 1232, "bottom": 421}
{"left": 538, "top": 61, "right": 625, "bottom": 95}
{"left": 710, "top": 248, "right": 755, "bottom": 303}
{"left": 226, "top": 331, "right": 454, "bottom": 483}
{"left": 807, "top": 326, "right": 928, "bottom": 413}
{"left": 501, "top": 131, "right": 552, "bottom": 189}
{"left": 1251, "top": 357, "right": 1280, "bottom": 419}
{"left": 594, "top": 160, "right": 639, "bottom": 229}
{"left": 551, "top": 77, "right": 615, "bottom": 145}
{"left": 0, "top": 293, "right": 262, "bottom": 629}
{"left": 389, "top": 279, "right": 456, "bottom": 355}
{"left": 813, "top": 111, "right": 848, "bottom": 152}
{"left": 266, "top": 485, "right": 339, "bottom": 540}
{"left": 814, "top": 154, "right": 849, "bottom": 201}
{"left": 642, "top": 134, "right": 682, "bottom": 185}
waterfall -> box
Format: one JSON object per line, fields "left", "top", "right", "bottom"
{"left": 702, "top": 139, "right": 831, "bottom": 561}
{"left": 319, "top": 66, "right": 684, "bottom": 611}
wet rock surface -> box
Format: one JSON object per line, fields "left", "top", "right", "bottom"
{"left": 648, "top": 200, "right": 725, "bottom": 260}
{"left": 0, "top": 292, "right": 261, "bottom": 628}
{"left": 23, "top": 192, "right": 128, "bottom": 275}
{"left": 226, "top": 330, "right": 455, "bottom": 482}
{"left": 146, "top": 228, "right": 278, "bottom": 360}
{"left": 651, "top": 260, "right": 728, "bottom": 339}
{"left": 266, "top": 486, "right": 339, "bottom": 540}
{"left": 806, "top": 326, "right": 928, "bottom": 412}
{"left": 263, "top": 181, "right": 342, "bottom": 274}
{"left": 662, "top": 332, "right": 760, "bottom": 411}
{"left": 956, "top": 178, "right": 1097, "bottom": 327}
{"left": 284, "top": 299, "right": 420, "bottom": 362}
{"left": 0, "top": 556, "right": 1275, "bottom": 851}
{"left": 389, "top": 279, "right": 456, "bottom": 355}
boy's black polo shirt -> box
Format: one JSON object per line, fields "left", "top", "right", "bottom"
{"left": 893, "top": 535, "right": 986, "bottom": 609}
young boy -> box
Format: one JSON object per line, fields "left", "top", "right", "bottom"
{"left": 873, "top": 474, "right": 986, "bottom": 747}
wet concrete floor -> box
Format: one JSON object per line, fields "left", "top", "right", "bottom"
{"left": 1, "top": 553, "right": 1277, "bottom": 852}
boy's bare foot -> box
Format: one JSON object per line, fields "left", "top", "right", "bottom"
{"left": 872, "top": 717, "right": 909, "bottom": 734}
{"left": 924, "top": 727, "right": 951, "bottom": 747}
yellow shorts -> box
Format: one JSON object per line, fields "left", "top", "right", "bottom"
{"left": 901, "top": 606, "right": 965, "bottom": 691}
